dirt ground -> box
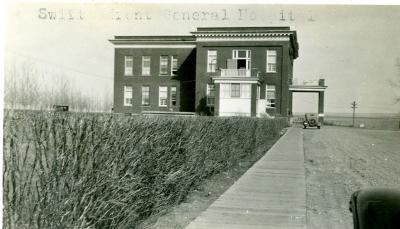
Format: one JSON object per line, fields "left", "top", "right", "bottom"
{"left": 303, "top": 126, "right": 400, "bottom": 229}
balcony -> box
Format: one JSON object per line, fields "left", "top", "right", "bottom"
{"left": 220, "top": 69, "right": 251, "bottom": 77}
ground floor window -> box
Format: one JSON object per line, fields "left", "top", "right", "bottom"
{"left": 220, "top": 83, "right": 252, "bottom": 99}
{"left": 141, "top": 86, "right": 150, "bottom": 106}
{"left": 207, "top": 84, "right": 215, "bottom": 107}
{"left": 124, "top": 86, "right": 133, "bottom": 106}
{"left": 240, "top": 84, "right": 251, "bottom": 99}
{"left": 206, "top": 84, "right": 215, "bottom": 106}
{"left": 231, "top": 83, "right": 240, "bottom": 98}
{"left": 170, "top": 86, "right": 177, "bottom": 106}
{"left": 159, "top": 86, "right": 168, "bottom": 106}
{"left": 266, "top": 85, "right": 276, "bottom": 108}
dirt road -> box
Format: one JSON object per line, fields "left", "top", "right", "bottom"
{"left": 303, "top": 126, "right": 400, "bottom": 229}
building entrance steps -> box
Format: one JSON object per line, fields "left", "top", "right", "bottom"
{"left": 186, "top": 127, "right": 306, "bottom": 229}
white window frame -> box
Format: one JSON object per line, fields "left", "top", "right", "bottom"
{"left": 124, "top": 86, "right": 133, "bottom": 106}
{"left": 266, "top": 50, "right": 277, "bottom": 73}
{"left": 266, "top": 85, "right": 276, "bottom": 108}
{"left": 231, "top": 83, "right": 241, "bottom": 98}
{"left": 232, "top": 50, "right": 251, "bottom": 70}
{"left": 171, "top": 56, "right": 178, "bottom": 76}
{"left": 160, "top": 56, "right": 168, "bottom": 75}
{"left": 207, "top": 50, "right": 217, "bottom": 73}
{"left": 170, "top": 86, "right": 177, "bottom": 106}
{"left": 220, "top": 83, "right": 230, "bottom": 98}
{"left": 240, "top": 84, "right": 251, "bottom": 99}
{"left": 142, "top": 56, "right": 151, "bottom": 76}
{"left": 124, "top": 56, "right": 133, "bottom": 76}
{"left": 206, "top": 84, "right": 215, "bottom": 106}
{"left": 141, "top": 86, "right": 150, "bottom": 106}
{"left": 158, "top": 86, "right": 168, "bottom": 107}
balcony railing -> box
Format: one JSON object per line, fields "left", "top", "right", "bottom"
{"left": 220, "top": 69, "right": 251, "bottom": 77}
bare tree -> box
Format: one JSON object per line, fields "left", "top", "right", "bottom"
{"left": 4, "top": 61, "right": 112, "bottom": 112}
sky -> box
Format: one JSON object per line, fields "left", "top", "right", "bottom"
{"left": 4, "top": 3, "right": 400, "bottom": 114}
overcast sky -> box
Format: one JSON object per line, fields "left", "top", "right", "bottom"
{"left": 5, "top": 3, "right": 400, "bottom": 114}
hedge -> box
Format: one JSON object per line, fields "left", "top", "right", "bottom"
{"left": 3, "top": 110, "right": 287, "bottom": 228}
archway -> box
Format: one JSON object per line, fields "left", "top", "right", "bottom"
{"left": 289, "top": 79, "right": 327, "bottom": 123}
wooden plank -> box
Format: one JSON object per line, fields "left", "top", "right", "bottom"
{"left": 186, "top": 128, "right": 306, "bottom": 229}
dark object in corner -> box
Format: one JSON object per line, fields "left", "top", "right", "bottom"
{"left": 349, "top": 188, "right": 400, "bottom": 229}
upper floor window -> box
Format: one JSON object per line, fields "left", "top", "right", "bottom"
{"left": 266, "top": 50, "right": 277, "bottom": 73}
{"left": 206, "top": 84, "right": 215, "bottom": 106}
{"left": 160, "top": 56, "right": 169, "bottom": 75}
{"left": 232, "top": 50, "right": 251, "bottom": 70}
{"left": 142, "top": 56, "right": 151, "bottom": 76}
{"left": 266, "top": 85, "right": 276, "bottom": 107}
{"left": 159, "top": 86, "right": 168, "bottom": 106}
{"left": 207, "top": 50, "right": 217, "bottom": 73}
{"left": 141, "top": 86, "right": 150, "bottom": 106}
{"left": 171, "top": 56, "right": 178, "bottom": 75}
{"left": 231, "top": 83, "right": 241, "bottom": 98}
{"left": 124, "top": 56, "right": 133, "bottom": 76}
{"left": 170, "top": 86, "right": 177, "bottom": 106}
{"left": 124, "top": 86, "right": 133, "bottom": 106}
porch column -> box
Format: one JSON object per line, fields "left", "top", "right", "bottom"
{"left": 214, "top": 83, "right": 220, "bottom": 116}
{"left": 318, "top": 91, "right": 324, "bottom": 123}
{"left": 251, "top": 84, "right": 257, "bottom": 117}
{"left": 288, "top": 91, "right": 293, "bottom": 117}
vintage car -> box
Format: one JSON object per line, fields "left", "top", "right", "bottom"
{"left": 303, "top": 113, "right": 321, "bottom": 129}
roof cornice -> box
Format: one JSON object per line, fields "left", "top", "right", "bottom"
{"left": 191, "top": 31, "right": 294, "bottom": 38}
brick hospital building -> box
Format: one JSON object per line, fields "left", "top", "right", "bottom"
{"left": 110, "top": 27, "right": 300, "bottom": 117}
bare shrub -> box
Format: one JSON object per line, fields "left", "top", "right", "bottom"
{"left": 3, "top": 111, "right": 287, "bottom": 228}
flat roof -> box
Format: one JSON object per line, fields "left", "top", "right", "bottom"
{"left": 111, "top": 36, "right": 195, "bottom": 42}
{"left": 196, "top": 27, "right": 291, "bottom": 32}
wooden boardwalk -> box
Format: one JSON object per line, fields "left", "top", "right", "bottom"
{"left": 186, "top": 128, "right": 306, "bottom": 229}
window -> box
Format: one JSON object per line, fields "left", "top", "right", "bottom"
{"left": 141, "top": 86, "right": 150, "bottom": 106}
{"left": 171, "top": 56, "right": 178, "bottom": 75}
{"left": 266, "top": 85, "right": 276, "bottom": 107}
{"left": 170, "top": 86, "right": 177, "bottom": 106}
{"left": 240, "top": 84, "right": 251, "bottom": 99}
{"left": 232, "top": 50, "right": 251, "bottom": 70}
{"left": 207, "top": 50, "right": 217, "bottom": 72}
{"left": 220, "top": 84, "right": 230, "bottom": 98}
{"left": 266, "top": 50, "right": 277, "bottom": 73}
{"left": 206, "top": 84, "right": 215, "bottom": 106}
{"left": 160, "top": 56, "right": 168, "bottom": 75}
{"left": 159, "top": 86, "right": 168, "bottom": 106}
{"left": 231, "top": 83, "right": 240, "bottom": 98}
{"left": 124, "top": 56, "right": 133, "bottom": 76}
{"left": 142, "top": 56, "right": 151, "bottom": 76}
{"left": 124, "top": 86, "right": 133, "bottom": 106}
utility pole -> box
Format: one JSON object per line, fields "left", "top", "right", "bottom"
{"left": 351, "top": 101, "right": 358, "bottom": 127}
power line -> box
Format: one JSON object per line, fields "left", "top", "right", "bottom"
{"left": 5, "top": 49, "right": 113, "bottom": 81}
